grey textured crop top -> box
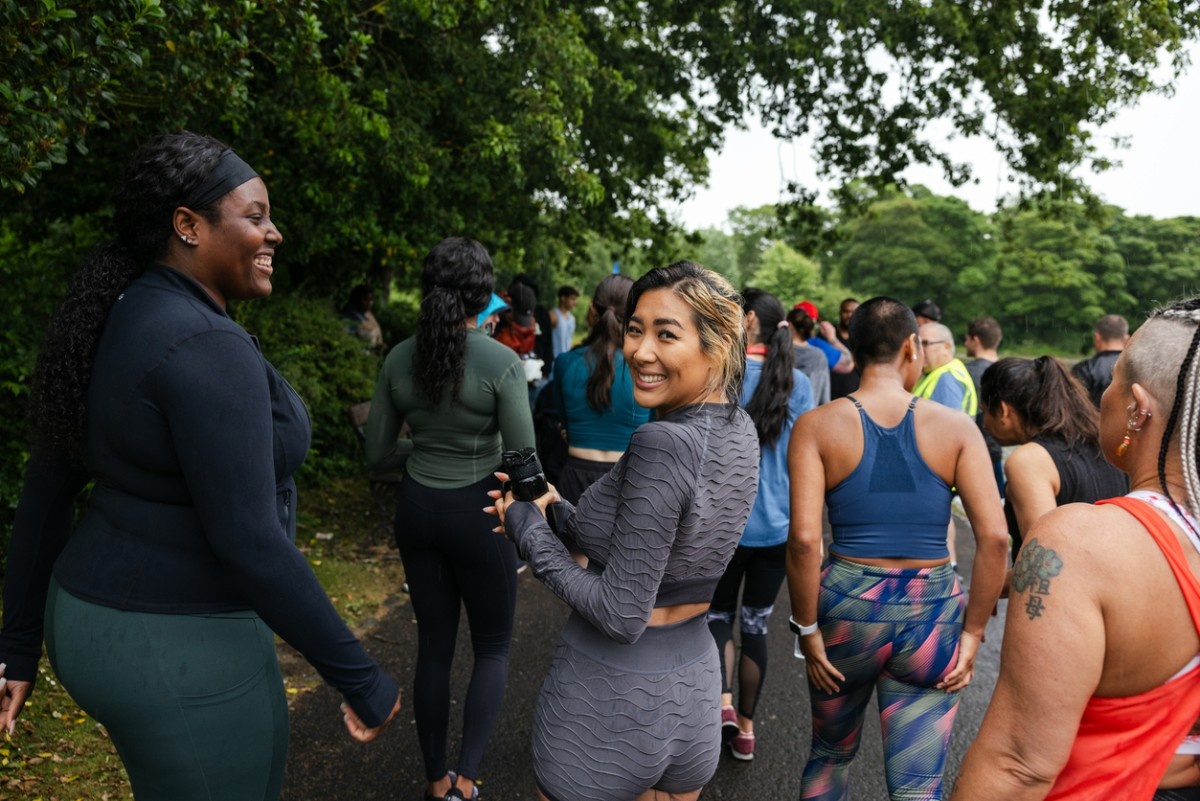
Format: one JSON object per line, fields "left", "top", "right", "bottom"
{"left": 505, "top": 403, "right": 759, "bottom": 644}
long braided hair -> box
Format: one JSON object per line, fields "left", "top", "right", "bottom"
{"left": 1148, "top": 299, "right": 1200, "bottom": 519}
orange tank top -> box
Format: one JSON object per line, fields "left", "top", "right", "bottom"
{"left": 1044, "top": 495, "right": 1200, "bottom": 800}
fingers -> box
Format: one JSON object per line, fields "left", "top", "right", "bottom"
{"left": 342, "top": 694, "right": 402, "bottom": 744}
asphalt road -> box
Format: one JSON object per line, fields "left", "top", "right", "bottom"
{"left": 282, "top": 515, "right": 1008, "bottom": 800}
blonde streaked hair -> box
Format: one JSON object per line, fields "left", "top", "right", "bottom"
{"left": 625, "top": 261, "right": 745, "bottom": 404}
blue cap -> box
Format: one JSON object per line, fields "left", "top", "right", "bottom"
{"left": 477, "top": 293, "right": 509, "bottom": 328}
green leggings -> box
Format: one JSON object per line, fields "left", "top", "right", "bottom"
{"left": 45, "top": 579, "right": 289, "bottom": 800}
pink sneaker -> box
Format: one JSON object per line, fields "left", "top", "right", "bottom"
{"left": 721, "top": 705, "right": 738, "bottom": 744}
{"left": 730, "top": 730, "right": 755, "bottom": 761}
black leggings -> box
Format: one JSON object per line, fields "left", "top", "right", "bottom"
{"left": 707, "top": 542, "right": 787, "bottom": 721}
{"left": 396, "top": 474, "right": 519, "bottom": 782}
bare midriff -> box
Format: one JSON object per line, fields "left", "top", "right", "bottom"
{"left": 568, "top": 446, "right": 624, "bottom": 462}
{"left": 836, "top": 553, "right": 952, "bottom": 570}
{"left": 648, "top": 602, "right": 710, "bottom": 626}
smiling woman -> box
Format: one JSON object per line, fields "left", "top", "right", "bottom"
{"left": 0, "top": 131, "right": 400, "bottom": 801}
{"left": 489, "top": 261, "right": 760, "bottom": 801}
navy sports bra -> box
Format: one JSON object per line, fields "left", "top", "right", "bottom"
{"left": 826, "top": 396, "right": 952, "bottom": 560}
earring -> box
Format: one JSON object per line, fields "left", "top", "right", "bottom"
{"left": 1116, "top": 409, "right": 1151, "bottom": 457}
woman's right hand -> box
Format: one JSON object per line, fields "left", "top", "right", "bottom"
{"left": 800, "top": 633, "right": 845, "bottom": 694}
{"left": 0, "top": 663, "right": 33, "bottom": 736}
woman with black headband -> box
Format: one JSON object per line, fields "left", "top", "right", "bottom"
{"left": 0, "top": 132, "right": 400, "bottom": 800}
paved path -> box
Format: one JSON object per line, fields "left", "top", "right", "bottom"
{"left": 282, "top": 517, "right": 1007, "bottom": 800}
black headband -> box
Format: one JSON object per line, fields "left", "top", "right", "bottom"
{"left": 184, "top": 149, "right": 259, "bottom": 210}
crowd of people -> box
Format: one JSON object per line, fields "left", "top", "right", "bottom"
{"left": 1, "top": 130, "right": 1197, "bottom": 801}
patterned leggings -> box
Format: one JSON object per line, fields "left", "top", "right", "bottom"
{"left": 801, "top": 557, "right": 965, "bottom": 801}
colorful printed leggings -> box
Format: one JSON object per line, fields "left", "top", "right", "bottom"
{"left": 801, "top": 556, "right": 965, "bottom": 801}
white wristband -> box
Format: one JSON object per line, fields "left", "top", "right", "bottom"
{"left": 789, "top": 616, "right": 819, "bottom": 637}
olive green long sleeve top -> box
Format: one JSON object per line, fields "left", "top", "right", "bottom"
{"left": 365, "top": 327, "right": 536, "bottom": 488}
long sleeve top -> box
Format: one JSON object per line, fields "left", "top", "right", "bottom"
{"left": 365, "top": 327, "right": 535, "bottom": 487}
{"left": 0, "top": 265, "right": 398, "bottom": 727}
{"left": 504, "top": 403, "right": 758, "bottom": 644}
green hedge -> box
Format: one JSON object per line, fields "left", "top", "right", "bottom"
{"left": 234, "top": 294, "right": 385, "bottom": 487}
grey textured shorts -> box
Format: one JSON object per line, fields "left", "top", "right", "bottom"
{"left": 533, "top": 611, "right": 721, "bottom": 801}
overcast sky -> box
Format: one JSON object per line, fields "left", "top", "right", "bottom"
{"left": 673, "top": 63, "right": 1198, "bottom": 231}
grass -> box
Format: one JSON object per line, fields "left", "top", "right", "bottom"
{"left": 0, "top": 476, "right": 404, "bottom": 801}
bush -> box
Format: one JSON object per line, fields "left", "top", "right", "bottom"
{"left": 0, "top": 217, "right": 105, "bottom": 563}
{"left": 234, "top": 293, "right": 383, "bottom": 487}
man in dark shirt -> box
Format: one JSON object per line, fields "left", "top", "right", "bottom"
{"left": 965, "top": 316, "right": 1004, "bottom": 495}
{"left": 830, "top": 297, "right": 860, "bottom": 399}
{"left": 1071, "top": 314, "right": 1128, "bottom": 408}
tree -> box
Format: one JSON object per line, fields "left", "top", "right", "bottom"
{"left": 832, "top": 186, "right": 997, "bottom": 320}
{"left": 746, "top": 241, "right": 821, "bottom": 304}
{"left": 992, "top": 202, "right": 1132, "bottom": 347}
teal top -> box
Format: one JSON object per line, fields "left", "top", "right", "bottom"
{"left": 553, "top": 347, "right": 649, "bottom": 452}
{"left": 365, "top": 327, "right": 536, "bottom": 488}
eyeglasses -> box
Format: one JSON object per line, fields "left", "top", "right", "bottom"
{"left": 920, "top": 339, "right": 950, "bottom": 347}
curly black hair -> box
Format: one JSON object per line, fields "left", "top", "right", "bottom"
{"left": 413, "top": 237, "right": 494, "bottom": 405}
{"left": 27, "top": 132, "right": 230, "bottom": 458}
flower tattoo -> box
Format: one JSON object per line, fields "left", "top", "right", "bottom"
{"left": 1012, "top": 538, "right": 1064, "bottom": 620}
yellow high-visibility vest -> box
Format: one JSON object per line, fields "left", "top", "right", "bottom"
{"left": 913, "top": 358, "right": 978, "bottom": 416}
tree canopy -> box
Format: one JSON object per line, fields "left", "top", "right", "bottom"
{"left": 5, "top": 0, "right": 1199, "bottom": 290}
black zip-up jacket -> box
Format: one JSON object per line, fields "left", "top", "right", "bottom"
{"left": 0, "top": 265, "right": 398, "bottom": 726}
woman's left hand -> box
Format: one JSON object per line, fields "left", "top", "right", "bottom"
{"left": 484, "top": 471, "right": 514, "bottom": 532}
{"left": 937, "top": 629, "right": 981, "bottom": 692}
{"left": 341, "top": 692, "right": 402, "bottom": 743}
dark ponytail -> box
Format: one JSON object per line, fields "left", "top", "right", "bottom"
{"left": 27, "top": 132, "right": 229, "bottom": 458}
{"left": 413, "top": 237, "right": 494, "bottom": 405}
{"left": 582, "top": 274, "right": 634, "bottom": 412}
{"left": 979, "top": 356, "right": 1097, "bottom": 446}
{"left": 741, "top": 287, "right": 795, "bottom": 447}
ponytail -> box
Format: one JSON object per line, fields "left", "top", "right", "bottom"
{"left": 741, "top": 288, "right": 795, "bottom": 447}
{"left": 28, "top": 241, "right": 143, "bottom": 458}
{"left": 413, "top": 237, "right": 494, "bottom": 405}
{"left": 582, "top": 274, "right": 634, "bottom": 412}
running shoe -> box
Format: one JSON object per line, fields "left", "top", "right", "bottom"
{"left": 730, "top": 730, "right": 755, "bottom": 761}
{"left": 721, "top": 704, "right": 738, "bottom": 744}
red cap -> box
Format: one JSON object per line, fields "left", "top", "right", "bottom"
{"left": 794, "top": 300, "right": 819, "bottom": 322}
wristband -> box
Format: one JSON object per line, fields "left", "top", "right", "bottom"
{"left": 788, "top": 616, "right": 819, "bottom": 637}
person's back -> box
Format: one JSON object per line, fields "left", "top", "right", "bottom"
{"left": 788, "top": 297, "right": 1008, "bottom": 801}
{"left": 825, "top": 395, "right": 951, "bottom": 558}
{"left": 952, "top": 302, "right": 1200, "bottom": 801}
{"left": 370, "top": 331, "right": 529, "bottom": 485}
{"left": 554, "top": 348, "right": 646, "bottom": 452}
{"left": 1071, "top": 314, "right": 1128, "bottom": 408}
{"left": 792, "top": 343, "right": 831, "bottom": 405}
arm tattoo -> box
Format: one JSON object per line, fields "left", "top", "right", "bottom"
{"left": 1011, "top": 538, "right": 1064, "bottom": 621}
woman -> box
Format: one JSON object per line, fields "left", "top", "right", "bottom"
{"left": 787, "top": 306, "right": 833, "bottom": 406}
{"left": 488, "top": 261, "right": 759, "bottom": 801}
{"left": 709, "top": 288, "right": 813, "bottom": 761}
{"left": 787, "top": 296, "right": 1008, "bottom": 800}
{"left": 980, "top": 356, "right": 1128, "bottom": 560}
{"left": 365, "top": 237, "right": 534, "bottom": 801}
{"left": 552, "top": 273, "right": 649, "bottom": 504}
{"left": 0, "top": 132, "right": 400, "bottom": 800}
{"left": 952, "top": 299, "right": 1200, "bottom": 800}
